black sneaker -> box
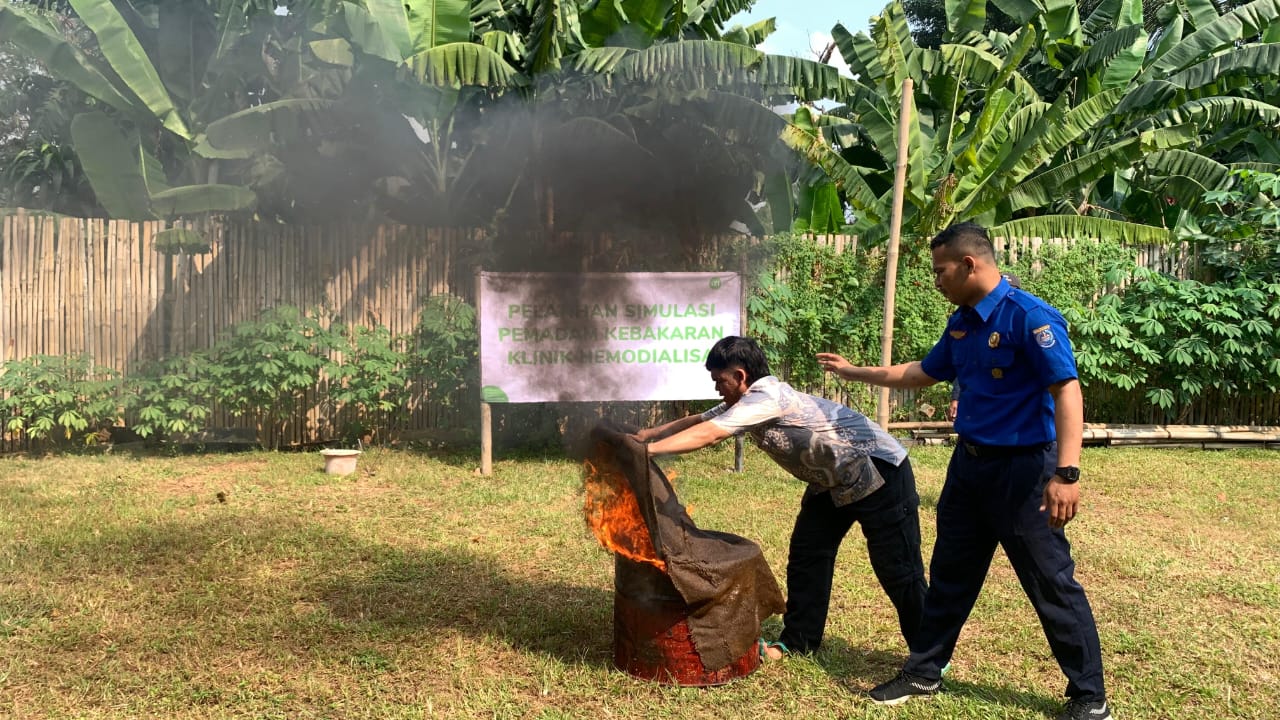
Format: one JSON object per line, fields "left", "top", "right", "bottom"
{"left": 868, "top": 671, "right": 941, "bottom": 705}
{"left": 1056, "top": 698, "right": 1113, "bottom": 720}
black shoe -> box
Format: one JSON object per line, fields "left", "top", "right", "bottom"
{"left": 867, "top": 671, "right": 941, "bottom": 705}
{"left": 1056, "top": 698, "right": 1113, "bottom": 720}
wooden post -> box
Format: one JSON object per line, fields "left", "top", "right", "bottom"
{"left": 876, "top": 78, "right": 914, "bottom": 430}
{"left": 480, "top": 401, "right": 493, "bottom": 476}
{"left": 477, "top": 270, "right": 493, "bottom": 475}
{"left": 734, "top": 435, "right": 745, "bottom": 472}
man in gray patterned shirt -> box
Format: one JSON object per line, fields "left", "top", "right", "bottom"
{"left": 636, "top": 336, "right": 926, "bottom": 660}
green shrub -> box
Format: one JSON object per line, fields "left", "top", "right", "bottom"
{"left": 0, "top": 355, "right": 120, "bottom": 445}
{"left": 121, "top": 352, "right": 215, "bottom": 440}
{"left": 409, "top": 294, "right": 478, "bottom": 413}
{"left": 327, "top": 324, "right": 412, "bottom": 444}
{"left": 206, "top": 306, "right": 336, "bottom": 448}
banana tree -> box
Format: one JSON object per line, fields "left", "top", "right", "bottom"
{"left": 779, "top": 0, "right": 1180, "bottom": 247}
{"left": 0, "top": 0, "right": 289, "bottom": 221}
{"left": 782, "top": 0, "right": 1280, "bottom": 246}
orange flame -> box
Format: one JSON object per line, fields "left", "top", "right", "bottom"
{"left": 583, "top": 452, "right": 666, "bottom": 572}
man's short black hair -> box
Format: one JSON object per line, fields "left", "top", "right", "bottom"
{"left": 705, "top": 336, "right": 771, "bottom": 385}
{"left": 930, "top": 221, "right": 995, "bottom": 261}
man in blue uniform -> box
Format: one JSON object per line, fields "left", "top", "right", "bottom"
{"left": 816, "top": 222, "right": 1111, "bottom": 720}
{"left": 635, "top": 336, "right": 927, "bottom": 661}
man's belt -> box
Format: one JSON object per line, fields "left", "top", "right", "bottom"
{"left": 961, "top": 441, "right": 1050, "bottom": 458}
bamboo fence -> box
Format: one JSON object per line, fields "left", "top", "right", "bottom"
{"left": 0, "top": 210, "right": 1270, "bottom": 449}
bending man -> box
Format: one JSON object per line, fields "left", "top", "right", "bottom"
{"left": 636, "top": 336, "right": 926, "bottom": 659}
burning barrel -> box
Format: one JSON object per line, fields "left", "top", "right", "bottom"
{"left": 584, "top": 427, "right": 779, "bottom": 686}
{"left": 613, "top": 554, "right": 761, "bottom": 686}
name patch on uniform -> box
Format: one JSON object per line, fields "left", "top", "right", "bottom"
{"left": 949, "top": 330, "right": 967, "bottom": 340}
{"left": 1033, "top": 324, "right": 1056, "bottom": 348}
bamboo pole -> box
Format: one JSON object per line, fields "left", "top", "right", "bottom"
{"left": 876, "top": 78, "right": 913, "bottom": 429}
{"left": 477, "top": 270, "right": 492, "bottom": 476}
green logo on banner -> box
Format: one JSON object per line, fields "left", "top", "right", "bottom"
{"left": 709, "top": 277, "right": 722, "bottom": 290}
{"left": 481, "top": 386, "right": 509, "bottom": 403}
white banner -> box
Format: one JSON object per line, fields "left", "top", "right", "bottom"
{"left": 478, "top": 272, "right": 742, "bottom": 402}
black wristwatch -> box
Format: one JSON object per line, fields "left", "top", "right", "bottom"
{"left": 1054, "top": 466, "right": 1081, "bottom": 484}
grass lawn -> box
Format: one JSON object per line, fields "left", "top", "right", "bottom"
{"left": 1, "top": 442, "right": 1277, "bottom": 719}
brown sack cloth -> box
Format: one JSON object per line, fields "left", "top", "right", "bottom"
{"left": 590, "top": 421, "right": 785, "bottom": 671}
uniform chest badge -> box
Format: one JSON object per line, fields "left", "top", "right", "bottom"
{"left": 992, "top": 368, "right": 1004, "bottom": 379}
{"left": 949, "top": 330, "right": 967, "bottom": 340}
{"left": 1033, "top": 324, "right": 1056, "bottom": 348}
{"left": 988, "top": 332, "right": 1000, "bottom": 348}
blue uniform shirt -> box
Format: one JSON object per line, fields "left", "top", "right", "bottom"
{"left": 920, "top": 278, "right": 1078, "bottom": 446}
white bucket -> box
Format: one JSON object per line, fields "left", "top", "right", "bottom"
{"left": 320, "top": 448, "right": 361, "bottom": 476}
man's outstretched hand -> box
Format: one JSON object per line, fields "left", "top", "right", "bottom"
{"left": 816, "top": 352, "right": 854, "bottom": 377}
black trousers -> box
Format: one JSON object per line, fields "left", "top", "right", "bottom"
{"left": 777, "top": 456, "right": 927, "bottom": 653}
{"left": 903, "top": 442, "right": 1106, "bottom": 702}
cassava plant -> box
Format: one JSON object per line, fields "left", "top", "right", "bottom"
{"left": 206, "top": 306, "right": 336, "bottom": 449}
{"left": 0, "top": 354, "right": 120, "bottom": 446}
{"left": 121, "top": 352, "right": 215, "bottom": 441}
{"left": 327, "top": 324, "right": 412, "bottom": 445}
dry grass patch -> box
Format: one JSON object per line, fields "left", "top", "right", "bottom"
{"left": 0, "top": 444, "right": 1277, "bottom": 719}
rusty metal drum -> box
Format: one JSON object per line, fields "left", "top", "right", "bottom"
{"left": 612, "top": 555, "right": 761, "bottom": 686}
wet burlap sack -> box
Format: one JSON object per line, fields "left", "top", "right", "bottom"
{"left": 589, "top": 421, "right": 785, "bottom": 671}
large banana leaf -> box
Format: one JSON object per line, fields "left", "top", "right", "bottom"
{"left": 1040, "top": 0, "right": 1084, "bottom": 43}
{"left": 945, "top": 0, "right": 987, "bottom": 40}
{"left": 989, "top": 215, "right": 1171, "bottom": 243}
{"left": 1149, "top": 14, "right": 1184, "bottom": 62}
{"left": 832, "top": 23, "right": 881, "bottom": 83}
{"left": 692, "top": 0, "right": 758, "bottom": 28}
{"left": 1142, "top": 149, "right": 1232, "bottom": 207}
{"left": 0, "top": 2, "right": 136, "bottom": 115}
{"left": 204, "top": 99, "right": 337, "bottom": 153}
{"left": 700, "top": 91, "right": 788, "bottom": 146}
{"left": 989, "top": 0, "right": 1043, "bottom": 26}
{"left": 1183, "top": 0, "right": 1222, "bottom": 29}
{"left": 853, "top": 90, "right": 929, "bottom": 208}
{"left": 779, "top": 124, "right": 885, "bottom": 226}
{"left": 937, "top": 43, "right": 1038, "bottom": 98}
{"left": 1144, "top": 150, "right": 1231, "bottom": 186}
{"left": 1133, "top": 96, "right": 1280, "bottom": 133}
{"left": 343, "top": 2, "right": 406, "bottom": 63}
{"left": 67, "top": 0, "right": 190, "bottom": 139}
{"left": 381, "top": 0, "right": 478, "bottom": 56}
{"left": 1003, "top": 136, "right": 1147, "bottom": 211}
{"left": 570, "top": 46, "right": 633, "bottom": 73}
{"left": 1114, "top": 80, "right": 1181, "bottom": 116}
{"left": 1167, "top": 44, "right": 1280, "bottom": 93}
{"left": 1082, "top": 0, "right": 1121, "bottom": 40}
{"left": 149, "top": 185, "right": 257, "bottom": 217}
{"left": 1147, "top": 0, "right": 1280, "bottom": 77}
{"left": 869, "top": 2, "right": 915, "bottom": 97}
{"left": 310, "top": 38, "right": 355, "bottom": 66}
{"left": 69, "top": 112, "right": 154, "bottom": 220}
{"left": 955, "top": 98, "right": 1055, "bottom": 208}
{"left": 1073, "top": 25, "right": 1146, "bottom": 90}
{"left": 364, "top": 0, "right": 414, "bottom": 58}
{"left": 722, "top": 18, "right": 776, "bottom": 47}
{"left": 140, "top": 147, "right": 169, "bottom": 196}
{"left": 613, "top": 40, "right": 762, "bottom": 86}
{"left": 407, "top": 42, "right": 522, "bottom": 88}
{"left": 1000, "top": 88, "right": 1126, "bottom": 186}
{"left": 525, "top": 0, "right": 584, "bottom": 74}
{"left": 755, "top": 54, "right": 854, "bottom": 100}
{"left": 760, "top": 167, "right": 794, "bottom": 234}
{"left": 580, "top": 0, "right": 670, "bottom": 46}
{"left": 955, "top": 87, "right": 1023, "bottom": 176}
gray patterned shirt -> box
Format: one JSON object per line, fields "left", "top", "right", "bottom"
{"left": 701, "top": 376, "right": 907, "bottom": 506}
